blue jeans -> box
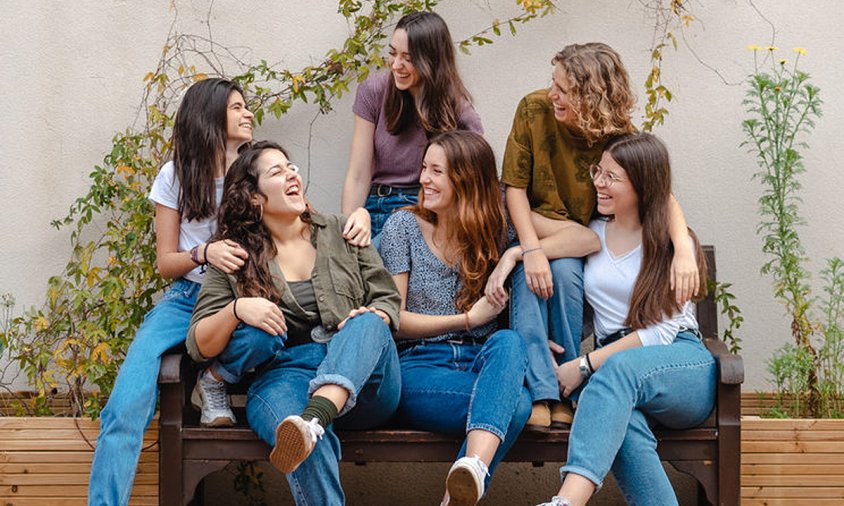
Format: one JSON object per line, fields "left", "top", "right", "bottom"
{"left": 245, "top": 312, "right": 401, "bottom": 506}
{"left": 511, "top": 257, "right": 584, "bottom": 402}
{"left": 212, "top": 324, "right": 286, "bottom": 384}
{"left": 395, "top": 330, "right": 532, "bottom": 487}
{"left": 365, "top": 190, "right": 418, "bottom": 246}
{"left": 561, "top": 331, "right": 716, "bottom": 505}
{"left": 88, "top": 279, "right": 200, "bottom": 506}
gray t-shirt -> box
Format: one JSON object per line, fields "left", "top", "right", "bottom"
{"left": 379, "top": 210, "right": 498, "bottom": 345}
{"left": 352, "top": 71, "right": 484, "bottom": 187}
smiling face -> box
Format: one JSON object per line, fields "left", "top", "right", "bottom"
{"left": 594, "top": 150, "right": 638, "bottom": 218}
{"left": 253, "top": 148, "right": 305, "bottom": 219}
{"left": 389, "top": 28, "right": 419, "bottom": 94}
{"left": 419, "top": 143, "right": 454, "bottom": 214}
{"left": 225, "top": 91, "right": 254, "bottom": 146}
{"left": 548, "top": 64, "right": 579, "bottom": 128}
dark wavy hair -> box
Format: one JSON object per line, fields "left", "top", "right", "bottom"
{"left": 412, "top": 131, "right": 507, "bottom": 311}
{"left": 215, "top": 140, "right": 312, "bottom": 301}
{"left": 601, "top": 133, "right": 707, "bottom": 328}
{"left": 384, "top": 11, "right": 472, "bottom": 136}
{"left": 172, "top": 78, "right": 244, "bottom": 221}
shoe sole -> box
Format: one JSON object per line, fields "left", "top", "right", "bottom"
{"left": 446, "top": 466, "right": 481, "bottom": 506}
{"left": 201, "top": 416, "right": 235, "bottom": 428}
{"left": 550, "top": 421, "right": 571, "bottom": 430}
{"left": 270, "top": 419, "right": 309, "bottom": 473}
{"left": 524, "top": 422, "right": 552, "bottom": 433}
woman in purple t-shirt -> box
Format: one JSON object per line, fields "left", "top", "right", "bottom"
{"left": 340, "top": 10, "right": 483, "bottom": 246}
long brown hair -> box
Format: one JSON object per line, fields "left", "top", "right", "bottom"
{"left": 552, "top": 43, "right": 636, "bottom": 146}
{"left": 384, "top": 11, "right": 472, "bottom": 136}
{"left": 602, "top": 133, "right": 707, "bottom": 328}
{"left": 172, "top": 78, "right": 244, "bottom": 221}
{"left": 215, "top": 140, "right": 312, "bottom": 301}
{"left": 412, "top": 131, "right": 506, "bottom": 311}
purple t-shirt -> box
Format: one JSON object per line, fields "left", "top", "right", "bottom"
{"left": 352, "top": 71, "right": 484, "bottom": 187}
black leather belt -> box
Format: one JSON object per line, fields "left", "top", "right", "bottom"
{"left": 369, "top": 184, "right": 420, "bottom": 197}
{"left": 597, "top": 327, "right": 632, "bottom": 348}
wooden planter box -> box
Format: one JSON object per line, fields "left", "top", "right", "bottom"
{"left": 0, "top": 417, "right": 159, "bottom": 506}
{"left": 741, "top": 416, "right": 844, "bottom": 505}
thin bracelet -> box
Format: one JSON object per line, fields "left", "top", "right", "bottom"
{"left": 520, "top": 246, "right": 542, "bottom": 257}
{"left": 202, "top": 242, "right": 211, "bottom": 265}
{"left": 232, "top": 298, "right": 242, "bottom": 322}
{"left": 463, "top": 312, "right": 471, "bottom": 332}
{"left": 585, "top": 352, "right": 595, "bottom": 374}
{"left": 189, "top": 245, "right": 201, "bottom": 265}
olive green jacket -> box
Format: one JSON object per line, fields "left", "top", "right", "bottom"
{"left": 186, "top": 212, "right": 401, "bottom": 363}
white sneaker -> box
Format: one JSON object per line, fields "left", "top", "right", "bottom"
{"left": 270, "top": 415, "right": 325, "bottom": 473}
{"left": 445, "top": 455, "right": 489, "bottom": 506}
{"left": 536, "top": 497, "right": 571, "bottom": 506}
{"left": 191, "top": 371, "right": 236, "bottom": 427}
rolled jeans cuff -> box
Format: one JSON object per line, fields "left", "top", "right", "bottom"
{"left": 212, "top": 363, "right": 241, "bottom": 385}
{"left": 466, "top": 421, "right": 506, "bottom": 443}
{"left": 559, "top": 464, "right": 604, "bottom": 492}
{"left": 309, "top": 374, "right": 357, "bottom": 417}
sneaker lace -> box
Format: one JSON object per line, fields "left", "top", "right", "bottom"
{"left": 203, "top": 379, "right": 229, "bottom": 410}
{"left": 469, "top": 454, "right": 490, "bottom": 478}
{"left": 305, "top": 417, "right": 325, "bottom": 444}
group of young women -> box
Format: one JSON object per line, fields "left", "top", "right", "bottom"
{"left": 88, "top": 10, "right": 715, "bottom": 506}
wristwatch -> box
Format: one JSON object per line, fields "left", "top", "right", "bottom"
{"left": 578, "top": 355, "right": 592, "bottom": 380}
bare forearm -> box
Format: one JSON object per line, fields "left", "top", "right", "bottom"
{"left": 668, "top": 194, "right": 691, "bottom": 252}
{"left": 395, "top": 310, "right": 465, "bottom": 340}
{"left": 535, "top": 222, "right": 600, "bottom": 259}
{"left": 587, "top": 332, "right": 643, "bottom": 370}
{"left": 194, "top": 302, "right": 239, "bottom": 358}
{"left": 158, "top": 249, "right": 202, "bottom": 280}
{"left": 341, "top": 175, "right": 370, "bottom": 215}
{"left": 506, "top": 186, "right": 540, "bottom": 248}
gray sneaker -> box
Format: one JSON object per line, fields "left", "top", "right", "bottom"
{"left": 445, "top": 454, "right": 489, "bottom": 506}
{"left": 191, "top": 371, "right": 236, "bottom": 427}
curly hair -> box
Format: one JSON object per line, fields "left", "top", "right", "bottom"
{"left": 411, "top": 131, "right": 507, "bottom": 311}
{"left": 215, "top": 140, "right": 312, "bottom": 302}
{"left": 553, "top": 43, "right": 636, "bottom": 145}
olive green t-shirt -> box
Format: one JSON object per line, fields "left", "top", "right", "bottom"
{"left": 500, "top": 89, "right": 606, "bottom": 226}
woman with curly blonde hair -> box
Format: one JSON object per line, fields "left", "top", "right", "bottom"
{"left": 486, "top": 42, "right": 700, "bottom": 432}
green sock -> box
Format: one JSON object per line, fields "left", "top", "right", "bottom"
{"left": 301, "top": 395, "right": 338, "bottom": 428}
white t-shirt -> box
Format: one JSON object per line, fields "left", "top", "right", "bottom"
{"left": 584, "top": 219, "right": 698, "bottom": 347}
{"left": 148, "top": 161, "right": 224, "bottom": 284}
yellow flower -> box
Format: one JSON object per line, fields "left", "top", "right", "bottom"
{"left": 766, "top": 45, "right": 779, "bottom": 51}
{"left": 793, "top": 47, "right": 808, "bottom": 55}
{"left": 779, "top": 59, "right": 788, "bottom": 65}
{"left": 747, "top": 44, "right": 763, "bottom": 51}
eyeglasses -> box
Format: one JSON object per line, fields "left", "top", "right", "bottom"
{"left": 589, "top": 164, "right": 624, "bottom": 187}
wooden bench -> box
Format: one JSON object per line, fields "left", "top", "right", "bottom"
{"left": 158, "top": 246, "right": 744, "bottom": 505}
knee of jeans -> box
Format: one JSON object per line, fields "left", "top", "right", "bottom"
{"left": 594, "top": 352, "right": 639, "bottom": 388}
{"left": 549, "top": 257, "right": 584, "bottom": 287}
{"left": 348, "top": 311, "right": 390, "bottom": 338}
{"left": 486, "top": 330, "right": 528, "bottom": 367}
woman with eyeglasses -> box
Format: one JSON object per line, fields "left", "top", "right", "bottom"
{"left": 536, "top": 132, "right": 714, "bottom": 506}
{"left": 187, "top": 140, "right": 402, "bottom": 505}
{"left": 340, "top": 11, "right": 483, "bottom": 246}
{"left": 486, "top": 42, "right": 699, "bottom": 432}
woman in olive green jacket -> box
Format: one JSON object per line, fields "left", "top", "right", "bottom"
{"left": 187, "top": 140, "right": 402, "bottom": 506}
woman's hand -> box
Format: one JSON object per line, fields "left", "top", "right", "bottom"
{"left": 523, "top": 248, "right": 553, "bottom": 300}
{"left": 670, "top": 246, "right": 699, "bottom": 304}
{"left": 484, "top": 246, "right": 518, "bottom": 307}
{"left": 235, "top": 297, "right": 287, "bottom": 336}
{"left": 554, "top": 357, "right": 584, "bottom": 398}
{"left": 467, "top": 296, "right": 506, "bottom": 329}
{"left": 205, "top": 240, "right": 249, "bottom": 273}
{"left": 343, "top": 207, "right": 372, "bottom": 247}
{"left": 338, "top": 306, "right": 390, "bottom": 330}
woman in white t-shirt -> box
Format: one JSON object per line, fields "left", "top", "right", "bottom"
{"left": 88, "top": 78, "right": 253, "bottom": 506}
{"left": 537, "top": 133, "right": 715, "bottom": 506}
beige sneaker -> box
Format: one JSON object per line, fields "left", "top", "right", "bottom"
{"left": 445, "top": 455, "right": 489, "bottom": 506}
{"left": 269, "top": 415, "right": 324, "bottom": 473}
{"left": 525, "top": 401, "right": 552, "bottom": 432}
{"left": 551, "top": 401, "right": 574, "bottom": 429}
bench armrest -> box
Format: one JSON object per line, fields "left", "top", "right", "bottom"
{"left": 159, "top": 353, "right": 186, "bottom": 384}
{"left": 703, "top": 338, "right": 744, "bottom": 385}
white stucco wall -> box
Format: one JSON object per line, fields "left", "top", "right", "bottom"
{"left": 2, "top": 0, "right": 843, "bottom": 396}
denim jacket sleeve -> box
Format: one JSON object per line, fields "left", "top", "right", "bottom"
{"left": 186, "top": 265, "right": 238, "bottom": 363}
